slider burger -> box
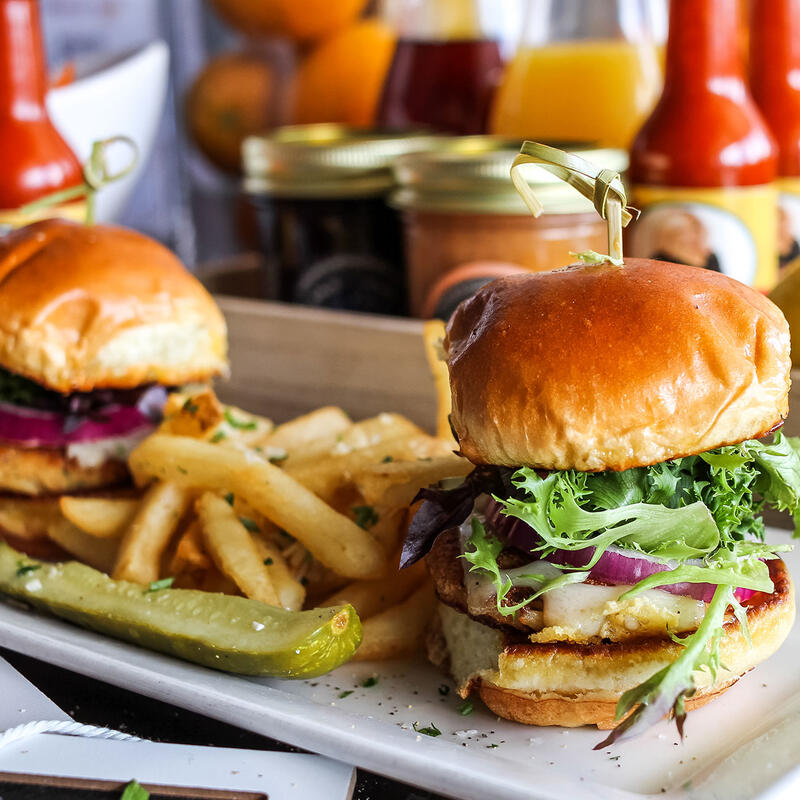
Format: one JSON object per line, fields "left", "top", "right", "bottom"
{"left": 0, "top": 219, "right": 228, "bottom": 552}
{"left": 403, "top": 258, "right": 798, "bottom": 744}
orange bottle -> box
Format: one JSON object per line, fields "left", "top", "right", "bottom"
{"left": 750, "top": 0, "right": 800, "bottom": 273}
{"left": 628, "top": 0, "right": 778, "bottom": 290}
{"left": 0, "top": 0, "right": 84, "bottom": 228}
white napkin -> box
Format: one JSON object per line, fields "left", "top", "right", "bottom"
{"left": 0, "top": 655, "right": 356, "bottom": 800}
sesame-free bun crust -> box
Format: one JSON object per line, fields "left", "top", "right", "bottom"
{"left": 0, "top": 220, "right": 228, "bottom": 392}
{"left": 445, "top": 259, "right": 791, "bottom": 471}
{"left": 434, "top": 559, "right": 795, "bottom": 729}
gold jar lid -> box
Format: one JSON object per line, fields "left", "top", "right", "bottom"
{"left": 391, "top": 137, "right": 629, "bottom": 215}
{"left": 243, "top": 124, "right": 442, "bottom": 198}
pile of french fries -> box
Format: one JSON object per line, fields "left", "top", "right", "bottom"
{"left": 11, "top": 329, "right": 460, "bottom": 662}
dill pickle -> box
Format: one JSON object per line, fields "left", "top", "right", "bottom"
{"left": 0, "top": 543, "right": 361, "bottom": 678}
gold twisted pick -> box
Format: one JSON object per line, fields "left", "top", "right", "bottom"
{"left": 19, "top": 135, "right": 139, "bottom": 225}
{"left": 510, "top": 141, "right": 638, "bottom": 264}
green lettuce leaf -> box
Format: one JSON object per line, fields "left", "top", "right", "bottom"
{"left": 596, "top": 585, "right": 734, "bottom": 748}
{"left": 500, "top": 469, "right": 720, "bottom": 564}
{"left": 461, "top": 518, "right": 586, "bottom": 616}
{"left": 744, "top": 433, "right": 800, "bottom": 531}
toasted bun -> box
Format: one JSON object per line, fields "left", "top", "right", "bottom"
{"left": 445, "top": 259, "right": 790, "bottom": 471}
{"left": 432, "top": 559, "right": 795, "bottom": 729}
{"left": 0, "top": 220, "right": 228, "bottom": 392}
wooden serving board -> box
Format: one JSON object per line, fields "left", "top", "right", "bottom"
{"left": 215, "top": 297, "right": 435, "bottom": 430}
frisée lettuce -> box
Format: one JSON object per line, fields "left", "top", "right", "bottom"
{"left": 457, "top": 434, "right": 800, "bottom": 745}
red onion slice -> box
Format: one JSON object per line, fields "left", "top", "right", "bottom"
{"left": 485, "top": 498, "right": 756, "bottom": 603}
{"left": 0, "top": 385, "right": 167, "bottom": 448}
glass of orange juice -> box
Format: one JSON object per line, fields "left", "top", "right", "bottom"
{"left": 490, "top": 0, "right": 666, "bottom": 149}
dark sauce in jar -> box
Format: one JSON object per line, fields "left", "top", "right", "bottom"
{"left": 250, "top": 193, "right": 405, "bottom": 314}
{"left": 243, "top": 126, "right": 438, "bottom": 316}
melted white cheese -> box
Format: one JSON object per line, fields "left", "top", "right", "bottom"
{"left": 66, "top": 427, "right": 152, "bottom": 468}
{"left": 533, "top": 582, "right": 707, "bottom": 643}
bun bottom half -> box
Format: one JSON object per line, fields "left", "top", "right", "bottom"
{"left": 429, "top": 559, "right": 794, "bottom": 730}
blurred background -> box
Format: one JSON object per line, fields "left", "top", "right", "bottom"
{"left": 31, "top": 0, "right": 796, "bottom": 322}
{"left": 37, "top": 0, "right": 669, "bottom": 264}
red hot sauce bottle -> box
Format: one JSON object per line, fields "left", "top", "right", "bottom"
{"left": 750, "top": 0, "right": 800, "bottom": 274}
{"left": 627, "top": 0, "right": 778, "bottom": 290}
{"left": 0, "top": 0, "right": 84, "bottom": 229}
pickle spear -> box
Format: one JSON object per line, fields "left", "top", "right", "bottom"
{"left": 0, "top": 542, "right": 361, "bottom": 678}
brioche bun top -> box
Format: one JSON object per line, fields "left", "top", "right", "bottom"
{"left": 0, "top": 220, "right": 228, "bottom": 392}
{"left": 445, "top": 258, "right": 790, "bottom": 471}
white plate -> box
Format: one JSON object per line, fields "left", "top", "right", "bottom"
{"left": 2, "top": 528, "right": 800, "bottom": 800}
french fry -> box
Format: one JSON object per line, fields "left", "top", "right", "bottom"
{"left": 160, "top": 389, "right": 225, "bottom": 438}
{"left": 237, "top": 461, "right": 387, "bottom": 579}
{"left": 422, "top": 319, "right": 454, "bottom": 442}
{"left": 286, "top": 435, "right": 453, "bottom": 502}
{"left": 0, "top": 497, "right": 64, "bottom": 541}
{"left": 283, "top": 413, "right": 425, "bottom": 469}
{"left": 161, "top": 390, "right": 272, "bottom": 447}
{"left": 354, "top": 454, "right": 471, "bottom": 508}
{"left": 168, "top": 519, "right": 211, "bottom": 576}
{"left": 46, "top": 519, "right": 118, "bottom": 574}
{"left": 112, "top": 481, "right": 191, "bottom": 585}
{"left": 252, "top": 535, "right": 306, "bottom": 611}
{"left": 59, "top": 496, "right": 139, "bottom": 539}
{"left": 197, "top": 492, "right": 280, "bottom": 606}
{"left": 130, "top": 434, "right": 247, "bottom": 488}
{"left": 352, "top": 581, "right": 436, "bottom": 661}
{"left": 129, "top": 435, "right": 387, "bottom": 579}
{"left": 198, "top": 564, "right": 242, "bottom": 595}
{"left": 215, "top": 404, "right": 274, "bottom": 447}
{"left": 321, "top": 556, "right": 427, "bottom": 619}
{"left": 263, "top": 406, "right": 351, "bottom": 452}
{"left": 356, "top": 505, "right": 406, "bottom": 558}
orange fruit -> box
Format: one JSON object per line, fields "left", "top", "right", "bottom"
{"left": 210, "top": 0, "right": 368, "bottom": 42}
{"left": 186, "top": 51, "right": 279, "bottom": 173}
{"left": 291, "top": 19, "right": 396, "bottom": 127}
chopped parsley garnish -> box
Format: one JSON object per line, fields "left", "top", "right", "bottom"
{"left": 224, "top": 492, "right": 234, "bottom": 506}
{"left": 15, "top": 562, "right": 41, "bottom": 577}
{"left": 176, "top": 466, "right": 188, "bottom": 475}
{"left": 362, "top": 676, "right": 379, "bottom": 688}
{"left": 182, "top": 398, "right": 199, "bottom": 415}
{"left": 210, "top": 430, "right": 227, "bottom": 443}
{"left": 381, "top": 455, "right": 394, "bottom": 463}
{"left": 145, "top": 577, "right": 174, "bottom": 593}
{"left": 338, "top": 690, "right": 354, "bottom": 699}
{"left": 263, "top": 557, "right": 274, "bottom": 566}
{"left": 239, "top": 517, "right": 260, "bottom": 533}
{"left": 457, "top": 700, "right": 474, "bottom": 716}
{"left": 120, "top": 780, "right": 149, "bottom": 800}
{"left": 413, "top": 722, "right": 441, "bottom": 737}
{"left": 224, "top": 408, "right": 257, "bottom": 430}
{"left": 352, "top": 505, "right": 379, "bottom": 530}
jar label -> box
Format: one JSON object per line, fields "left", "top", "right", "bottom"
{"left": 293, "top": 253, "right": 405, "bottom": 315}
{"left": 0, "top": 201, "right": 87, "bottom": 234}
{"left": 628, "top": 184, "right": 777, "bottom": 291}
{"left": 778, "top": 177, "right": 800, "bottom": 274}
